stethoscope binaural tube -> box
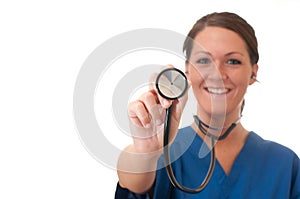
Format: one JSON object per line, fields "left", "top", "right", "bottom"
{"left": 156, "top": 68, "right": 216, "bottom": 193}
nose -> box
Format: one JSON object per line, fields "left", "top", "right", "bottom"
{"left": 207, "top": 61, "right": 227, "bottom": 81}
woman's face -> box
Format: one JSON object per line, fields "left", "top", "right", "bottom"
{"left": 186, "top": 26, "right": 258, "bottom": 120}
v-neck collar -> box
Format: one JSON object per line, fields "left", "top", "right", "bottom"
{"left": 187, "top": 126, "right": 254, "bottom": 176}
{"left": 185, "top": 126, "right": 255, "bottom": 197}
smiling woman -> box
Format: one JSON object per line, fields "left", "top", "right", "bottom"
{"left": 187, "top": 26, "right": 258, "bottom": 126}
{"left": 115, "top": 12, "right": 300, "bottom": 199}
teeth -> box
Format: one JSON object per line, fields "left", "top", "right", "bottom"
{"left": 207, "top": 88, "right": 229, "bottom": 94}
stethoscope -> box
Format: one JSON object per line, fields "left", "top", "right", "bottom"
{"left": 155, "top": 68, "right": 240, "bottom": 194}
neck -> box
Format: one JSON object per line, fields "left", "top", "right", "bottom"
{"left": 193, "top": 115, "right": 241, "bottom": 140}
{"left": 192, "top": 120, "right": 248, "bottom": 146}
{"left": 193, "top": 107, "right": 247, "bottom": 141}
{"left": 196, "top": 107, "right": 242, "bottom": 131}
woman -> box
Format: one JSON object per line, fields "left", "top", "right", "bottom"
{"left": 115, "top": 12, "right": 300, "bottom": 198}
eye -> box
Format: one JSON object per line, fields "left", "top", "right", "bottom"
{"left": 196, "top": 58, "right": 212, "bottom": 64}
{"left": 227, "top": 59, "right": 241, "bottom": 65}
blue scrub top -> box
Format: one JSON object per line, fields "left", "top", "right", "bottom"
{"left": 115, "top": 126, "right": 300, "bottom": 199}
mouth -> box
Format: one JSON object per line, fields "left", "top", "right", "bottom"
{"left": 205, "top": 87, "right": 231, "bottom": 95}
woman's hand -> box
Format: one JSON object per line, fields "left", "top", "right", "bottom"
{"left": 127, "top": 65, "right": 189, "bottom": 154}
{"left": 117, "top": 65, "right": 189, "bottom": 192}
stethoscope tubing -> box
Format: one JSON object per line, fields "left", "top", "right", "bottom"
{"left": 155, "top": 67, "right": 216, "bottom": 193}
{"left": 163, "top": 105, "right": 216, "bottom": 193}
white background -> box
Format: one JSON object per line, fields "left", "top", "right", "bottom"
{"left": 1, "top": 0, "right": 300, "bottom": 198}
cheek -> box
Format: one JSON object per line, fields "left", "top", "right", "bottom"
{"left": 188, "top": 66, "right": 204, "bottom": 85}
{"left": 188, "top": 69, "right": 212, "bottom": 105}
{"left": 229, "top": 73, "right": 250, "bottom": 102}
{"left": 231, "top": 71, "right": 251, "bottom": 88}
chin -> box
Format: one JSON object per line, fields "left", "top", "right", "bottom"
{"left": 198, "top": 102, "right": 227, "bottom": 117}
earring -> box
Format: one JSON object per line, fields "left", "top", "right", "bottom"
{"left": 251, "top": 74, "right": 259, "bottom": 83}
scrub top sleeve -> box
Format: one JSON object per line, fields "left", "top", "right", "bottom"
{"left": 114, "top": 182, "right": 151, "bottom": 199}
{"left": 291, "top": 157, "right": 300, "bottom": 199}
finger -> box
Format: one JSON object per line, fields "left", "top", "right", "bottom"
{"left": 150, "top": 65, "right": 176, "bottom": 109}
{"left": 140, "top": 91, "right": 164, "bottom": 126}
{"left": 161, "top": 64, "right": 175, "bottom": 70}
{"left": 148, "top": 72, "right": 157, "bottom": 91}
{"left": 128, "top": 100, "right": 151, "bottom": 128}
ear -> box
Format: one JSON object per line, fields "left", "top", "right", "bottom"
{"left": 249, "top": 64, "right": 259, "bottom": 85}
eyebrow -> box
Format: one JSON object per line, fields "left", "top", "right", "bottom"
{"left": 193, "top": 50, "right": 211, "bottom": 56}
{"left": 225, "top": 52, "right": 245, "bottom": 57}
{"left": 193, "top": 51, "right": 244, "bottom": 57}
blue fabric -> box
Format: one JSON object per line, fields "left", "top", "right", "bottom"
{"left": 115, "top": 126, "right": 300, "bottom": 199}
{"left": 115, "top": 182, "right": 150, "bottom": 199}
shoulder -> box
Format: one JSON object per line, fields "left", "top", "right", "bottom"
{"left": 247, "top": 132, "right": 300, "bottom": 178}
{"left": 248, "top": 132, "right": 299, "bottom": 159}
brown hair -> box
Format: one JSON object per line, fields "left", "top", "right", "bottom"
{"left": 183, "top": 12, "right": 259, "bottom": 65}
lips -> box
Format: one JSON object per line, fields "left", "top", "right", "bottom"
{"left": 205, "top": 87, "right": 231, "bottom": 95}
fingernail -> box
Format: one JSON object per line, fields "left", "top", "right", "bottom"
{"left": 155, "top": 119, "right": 162, "bottom": 125}
{"left": 145, "top": 123, "right": 151, "bottom": 128}
{"left": 163, "top": 99, "right": 169, "bottom": 107}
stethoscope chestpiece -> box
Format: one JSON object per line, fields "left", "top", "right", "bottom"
{"left": 155, "top": 68, "right": 188, "bottom": 100}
